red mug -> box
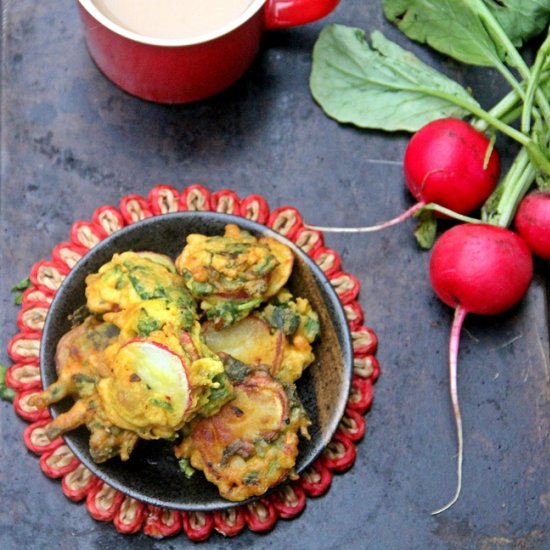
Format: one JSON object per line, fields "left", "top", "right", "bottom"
{"left": 77, "top": 0, "right": 340, "bottom": 103}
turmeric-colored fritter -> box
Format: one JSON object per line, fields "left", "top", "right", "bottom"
{"left": 29, "top": 317, "right": 140, "bottom": 462}
{"left": 175, "top": 364, "right": 310, "bottom": 502}
{"left": 32, "top": 225, "right": 319, "bottom": 503}
{"left": 175, "top": 224, "right": 294, "bottom": 327}
{"left": 31, "top": 252, "right": 233, "bottom": 462}
{"left": 202, "top": 289, "right": 320, "bottom": 384}
{"left": 86, "top": 251, "right": 196, "bottom": 329}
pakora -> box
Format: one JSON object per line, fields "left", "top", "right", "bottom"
{"left": 86, "top": 251, "right": 196, "bottom": 330}
{"left": 29, "top": 316, "right": 141, "bottom": 462}
{"left": 175, "top": 224, "right": 294, "bottom": 327}
{"left": 203, "top": 289, "right": 320, "bottom": 384}
{"left": 31, "top": 252, "right": 233, "bottom": 461}
{"left": 175, "top": 360, "right": 311, "bottom": 502}
{"left": 32, "top": 224, "right": 320, "bottom": 502}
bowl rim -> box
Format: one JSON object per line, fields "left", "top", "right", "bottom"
{"left": 39, "top": 211, "right": 353, "bottom": 510}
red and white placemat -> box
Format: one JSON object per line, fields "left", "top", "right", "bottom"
{"left": 6, "top": 183, "right": 379, "bottom": 540}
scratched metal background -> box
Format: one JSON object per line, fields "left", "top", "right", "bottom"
{"left": 1, "top": 1, "right": 549, "bottom": 548}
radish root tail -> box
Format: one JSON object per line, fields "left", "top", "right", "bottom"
{"left": 305, "top": 202, "right": 425, "bottom": 233}
{"left": 432, "top": 305, "right": 467, "bottom": 516}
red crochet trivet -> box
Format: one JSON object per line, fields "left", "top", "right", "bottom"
{"left": 6, "top": 183, "right": 380, "bottom": 540}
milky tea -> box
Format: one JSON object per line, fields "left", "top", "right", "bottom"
{"left": 92, "top": 0, "right": 256, "bottom": 40}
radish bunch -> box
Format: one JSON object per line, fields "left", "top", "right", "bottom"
{"left": 404, "top": 117, "right": 548, "bottom": 514}
{"left": 310, "top": 114, "right": 549, "bottom": 513}
{"left": 308, "top": 6, "right": 550, "bottom": 515}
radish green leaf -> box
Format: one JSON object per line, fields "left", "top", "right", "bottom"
{"left": 382, "top": 0, "right": 507, "bottom": 67}
{"left": 310, "top": 25, "right": 479, "bottom": 132}
{"left": 414, "top": 211, "right": 437, "bottom": 249}
{"left": 484, "top": 0, "right": 550, "bottom": 48}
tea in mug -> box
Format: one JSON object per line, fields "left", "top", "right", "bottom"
{"left": 92, "top": 0, "right": 256, "bottom": 40}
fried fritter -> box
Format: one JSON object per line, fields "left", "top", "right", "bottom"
{"left": 202, "top": 290, "right": 320, "bottom": 384}
{"left": 97, "top": 325, "right": 232, "bottom": 439}
{"left": 175, "top": 366, "right": 310, "bottom": 502}
{"left": 175, "top": 224, "right": 294, "bottom": 327}
{"left": 30, "top": 317, "right": 118, "bottom": 410}
{"left": 86, "top": 251, "right": 195, "bottom": 329}
{"left": 32, "top": 252, "right": 234, "bottom": 462}
{"left": 29, "top": 317, "right": 141, "bottom": 462}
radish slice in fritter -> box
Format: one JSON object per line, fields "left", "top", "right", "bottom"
{"left": 124, "top": 340, "right": 190, "bottom": 410}
{"left": 225, "top": 370, "right": 288, "bottom": 439}
{"left": 202, "top": 317, "right": 282, "bottom": 372}
{"left": 99, "top": 340, "right": 192, "bottom": 437}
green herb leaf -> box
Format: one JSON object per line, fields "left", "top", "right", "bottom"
{"left": 0, "top": 387, "right": 16, "bottom": 402}
{"left": 484, "top": 0, "right": 550, "bottom": 48}
{"left": 303, "top": 314, "right": 321, "bottom": 342}
{"left": 69, "top": 305, "right": 92, "bottom": 327}
{"left": 11, "top": 276, "right": 31, "bottom": 305}
{"left": 206, "top": 297, "right": 262, "bottom": 327}
{"left": 264, "top": 305, "right": 300, "bottom": 335}
{"left": 220, "top": 356, "right": 251, "bottom": 384}
{"left": 178, "top": 458, "right": 196, "bottom": 478}
{"left": 137, "top": 314, "right": 162, "bottom": 336}
{"left": 200, "top": 372, "right": 234, "bottom": 417}
{"left": 413, "top": 211, "right": 438, "bottom": 249}
{"left": 149, "top": 398, "right": 173, "bottom": 411}
{"left": 383, "top": 0, "right": 509, "bottom": 67}
{"left": 11, "top": 277, "right": 31, "bottom": 292}
{"left": 310, "top": 25, "right": 479, "bottom": 132}
{"left": 0, "top": 364, "right": 16, "bottom": 403}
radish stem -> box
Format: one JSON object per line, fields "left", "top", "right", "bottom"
{"left": 470, "top": 0, "right": 550, "bottom": 127}
{"left": 482, "top": 147, "right": 536, "bottom": 227}
{"left": 306, "top": 202, "right": 483, "bottom": 234}
{"left": 473, "top": 90, "right": 522, "bottom": 133}
{"left": 521, "top": 29, "right": 550, "bottom": 134}
{"left": 304, "top": 202, "right": 425, "bottom": 233}
{"left": 424, "top": 204, "right": 481, "bottom": 224}
{"left": 432, "top": 305, "right": 468, "bottom": 516}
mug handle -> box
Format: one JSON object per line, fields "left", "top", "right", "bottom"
{"left": 264, "top": 0, "right": 340, "bottom": 30}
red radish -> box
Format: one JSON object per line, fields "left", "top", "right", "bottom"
{"left": 429, "top": 223, "right": 533, "bottom": 514}
{"left": 514, "top": 190, "right": 550, "bottom": 260}
{"left": 430, "top": 224, "right": 533, "bottom": 315}
{"left": 405, "top": 118, "right": 500, "bottom": 215}
{"left": 307, "top": 118, "right": 500, "bottom": 233}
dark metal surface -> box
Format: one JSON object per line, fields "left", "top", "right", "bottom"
{"left": 1, "top": 1, "right": 549, "bottom": 548}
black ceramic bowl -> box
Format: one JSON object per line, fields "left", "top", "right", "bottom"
{"left": 40, "top": 212, "right": 353, "bottom": 511}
